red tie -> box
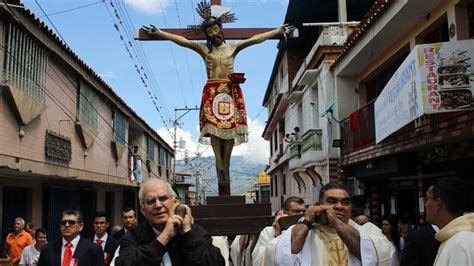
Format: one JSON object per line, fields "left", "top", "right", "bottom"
{"left": 62, "top": 242, "right": 72, "bottom": 266}
{"left": 96, "top": 239, "right": 104, "bottom": 249}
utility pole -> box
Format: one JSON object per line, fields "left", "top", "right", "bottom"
{"left": 172, "top": 107, "right": 199, "bottom": 185}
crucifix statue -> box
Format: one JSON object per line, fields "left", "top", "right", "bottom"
{"left": 140, "top": 0, "right": 293, "bottom": 196}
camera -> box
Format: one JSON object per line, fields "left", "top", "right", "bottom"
{"left": 176, "top": 204, "right": 187, "bottom": 218}
{"left": 314, "top": 212, "right": 328, "bottom": 225}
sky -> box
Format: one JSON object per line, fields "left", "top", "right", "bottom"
{"left": 21, "top": 0, "right": 289, "bottom": 168}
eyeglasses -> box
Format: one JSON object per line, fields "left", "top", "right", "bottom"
{"left": 60, "top": 220, "right": 78, "bottom": 226}
{"left": 143, "top": 194, "right": 175, "bottom": 206}
{"left": 324, "top": 197, "right": 351, "bottom": 206}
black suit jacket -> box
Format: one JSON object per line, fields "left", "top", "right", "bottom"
{"left": 88, "top": 235, "right": 119, "bottom": 266}
{"left": 38, "top": 236, "right": 105, "bottom": 266}
{"left": 400, "top": 224, "right": 441, "bottom": 266}
{"left": 115, "top": 222, "right": 225, "bottom": 266}
{"left": 111, "top": 229, "right": 125, "bottom": 240}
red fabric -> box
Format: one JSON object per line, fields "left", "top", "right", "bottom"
{"left": 350, "top": 110, "right": 361, "bottom": 131}
{"left": 199, "top": 78, "right": 248, "bottom": 140}
{"left": 62, "top": 242, "right": 72, "bottom": 266}
{"left": 96, "top": 239, "right": 104, "bottom": 249}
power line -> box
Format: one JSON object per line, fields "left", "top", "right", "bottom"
{"left": 38, "top": 0, "right": 104, "bottom": 18}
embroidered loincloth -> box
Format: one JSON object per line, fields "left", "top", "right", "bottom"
{"left": 199, "top": 77, "right": 248, "bottom": 145}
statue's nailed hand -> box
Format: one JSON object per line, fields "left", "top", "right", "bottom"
{"left": 281, "top": 24, "right": 296, "bottom": 40}
{"left": 142, "top": 24, "right": 160, "bottom": 35}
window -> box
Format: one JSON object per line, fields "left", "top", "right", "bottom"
{"left": 147, "top": 137, "right": 156, "bottom": 161}
{"left": 159, "top": 145, "right": 166, "bottom": 166}
{"left": 78, "top": 81, "right": 99, "bottom": 132}
{"left": 3, "top": 23, "right": 47, "bottom": 102}
{"left": 112, "top": 110, "right": 127, "bottom": 144}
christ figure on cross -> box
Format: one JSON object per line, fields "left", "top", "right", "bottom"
{"left": 143, "top": 1, "right": 292, "bottom": 195}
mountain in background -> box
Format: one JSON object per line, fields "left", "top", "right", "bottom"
{"left": 175, "top": 155, "right": 266, "bottom": 196}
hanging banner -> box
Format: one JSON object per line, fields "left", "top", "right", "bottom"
{"left": 375, "top": 39, "right": 474, "bottom": 143}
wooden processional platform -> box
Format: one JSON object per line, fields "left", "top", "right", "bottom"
{"left": 190, "top": 196, "right": 273, "bottom": 236}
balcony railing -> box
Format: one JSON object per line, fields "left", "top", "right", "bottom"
{"left": 341, "top": 100, "right": 376, "bottom": 154}
{"left": 340, "top": 99, "right": 470, "bottom": 154}
{"left": 289, "top": 129, "right": 323, "bottom": 171}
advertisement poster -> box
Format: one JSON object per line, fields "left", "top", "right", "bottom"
{"left": 375, "top": 39, "right": 474, "bottom": 143}
{"left": 417, "top": 39, "right": 474, "bottom": 113}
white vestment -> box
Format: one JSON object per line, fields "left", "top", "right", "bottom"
{"left": 212, "top": 236, "right": 230, "bottom": 266}
{"left": 252, "top": 226, "right": 279, "bottom": 266}
{"left": 434, "top": 212, "right": 474, "bottom": 266}
{"left": 269, "top": 220, "right": 395, "bottom": 266}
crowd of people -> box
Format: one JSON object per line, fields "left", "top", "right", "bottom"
{"left": 2, "top": 177, "right": 472, "bottom": 266}
{"left": 2, "top": 206, "right": 138, "bottom": 266}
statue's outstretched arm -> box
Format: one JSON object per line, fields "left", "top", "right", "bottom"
{"left": 142, "top": 24, "right": 205, "bottom": 56}
{"left": 234, "top": 24, "right": 295, "bottom": 54}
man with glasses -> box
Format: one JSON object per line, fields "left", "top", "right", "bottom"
{"left": 252, "top": 196, "right": 306, "bottom": 265}
{"left": 115, "top": 178, "right": 225, "bottom": 265}
{"left": 89, "top": 211, "right": 119, "bottom": 266}
{"left": 424, "top": 177, "right": 474, "bottom": 265}
{"left": 37, "top": 209, "right": 104, "bottom": 266}
{"left": 268, "top": 182, "right": 395, "bottom": 265}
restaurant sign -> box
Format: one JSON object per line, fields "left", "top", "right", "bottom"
{"left": 375, "top": 39, "right": 474, "bottom": 143}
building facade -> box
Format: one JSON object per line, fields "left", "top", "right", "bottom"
{"left": 333, "top": 0, "right": 474, "bottom": 225}
{"left": 0, "top": 1, "right": 174, "bottom": 242}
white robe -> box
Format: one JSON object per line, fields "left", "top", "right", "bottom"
{"left": 252, "top": 226, "right": 278, "bottom": 266}
{"left": 212, "top": 236, "right": 230, "bottom": 266}
{"left": 269, "top": 220, "right": 395, "bottom": 266}
{"left": 434, "top": 212, "right": 474, "bottom": 266}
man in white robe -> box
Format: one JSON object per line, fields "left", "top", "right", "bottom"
{"left": 424, "top": 177, "right": 474, "bottom": 265}
{"left": 252, "top": 197, "right": 306, "bottom": 266}
{"left": 267, "top": 182, "right": 395, "bottom": 266}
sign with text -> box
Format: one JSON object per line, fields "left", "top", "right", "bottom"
{"left": 375, "top": 39, "right": 474, "bottom": 143}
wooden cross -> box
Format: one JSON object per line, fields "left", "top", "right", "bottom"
{"left": 136, "top": 0, "right": 279, "bottom": 41}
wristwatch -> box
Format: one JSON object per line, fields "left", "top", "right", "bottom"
{"left": 297, "top": 216, "right": 313, "bottom": 229}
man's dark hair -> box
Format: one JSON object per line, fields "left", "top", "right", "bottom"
{"left": 35, "top": 228, "right": 47, "bottom": 239}
{"left": 203, "top": 17, "right": 225, "bottom": 53}
{"left": 62, "top": 209, "right": 84, "bottom": 224}
{"left": 319, "top": 182, "right": 351, "bottom": 202}
{"left": 94, "top": 211, "right": 109, "bottom": 222}
{"left": 430, "top": 177, "right": 467, "bottom": 217}
{"left": 283, "top": 196, "right": 304, "bottom": 210}
{"left": 122, "top": 207, "right": 136, "bottom": 216}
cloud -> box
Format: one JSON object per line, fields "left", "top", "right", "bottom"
{"left": 155, "top": 118, "right": 269, "bottom": 164}
{"left": 124, "top": 0, "right": 171, "bottom": 15}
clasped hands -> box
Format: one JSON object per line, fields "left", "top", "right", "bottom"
{"left": 157, "top": 203, "right": 193, "bottom": 245}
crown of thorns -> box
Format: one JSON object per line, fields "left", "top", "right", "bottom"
{"left": 186, "top": 1, "right": 237, "bottom": 36}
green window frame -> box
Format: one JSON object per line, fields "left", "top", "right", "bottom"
{"left": 113, "top": 110, "right": 127, "bottom": 144}
{"left": 3, "top": 22, "right": 47, "bottom": 102}
{"left": 78, "top": 80, "right": 99, "bottom": 133}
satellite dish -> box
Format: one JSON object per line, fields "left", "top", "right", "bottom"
{"left": 320, "top": 98, "right": 337, "bottom": 117}
{"left": 319, "top": 98, "right": 344, "bottom": 126}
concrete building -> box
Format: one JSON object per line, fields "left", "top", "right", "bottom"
{"left": 0, "top": 1, "right": 174, "bottom": 242}
{"left": 332, "top": 0, "right": 474, "bottom": 225}
{"left": 262, "top": 0, "right": 374, "bottom": 213}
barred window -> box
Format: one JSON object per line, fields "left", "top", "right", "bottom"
{"left": 147, "top": 136, "right": 156, "bottom": 161}
{"left": 2, "top": 23, "right": 47, "bottom": 102}
{"left": 78, "top": 80, "right": 99, "bottom": 132}
{"left": 112, "top": 109, "right": 127, "bottom": 145}
{"left": 159, "top": 145, "right": 166, "bottom": 166}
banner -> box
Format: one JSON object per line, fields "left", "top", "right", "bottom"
{"left": 375, "top": 39, "right": 474, "bottom": 143}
